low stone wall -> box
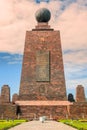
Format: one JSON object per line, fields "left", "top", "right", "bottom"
{"left": 0, "top": 102, "right": 87, "bottom": 120}
{"left": 69, "top": 102, "right": 87, "bottom": 119}
{"left": 19, "top": 105, "right": 68, "bottom": 120}
{"left": 0, "top": 104, "right": 17, "bottom": 119}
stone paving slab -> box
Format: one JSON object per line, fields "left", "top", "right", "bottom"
{"left": 8, "top": 121, "right": 77, "bottom": 130}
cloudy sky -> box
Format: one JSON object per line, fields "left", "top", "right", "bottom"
{"left": 0, "top": 0, "right": 87, "bottom": 100}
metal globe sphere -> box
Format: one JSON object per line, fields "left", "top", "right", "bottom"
{"left": 35, "top": 8, "right": 51, "bottom": 22}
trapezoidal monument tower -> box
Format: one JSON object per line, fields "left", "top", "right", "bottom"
{"left": 19, "top": 8, "right": 67, "bottom": 101}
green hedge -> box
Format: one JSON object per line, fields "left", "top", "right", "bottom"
{"left": 0, "top": 120, "right": 27, "bottom": 130}
{"left": 59, "top": 119, "right": 87, "bottom": 130}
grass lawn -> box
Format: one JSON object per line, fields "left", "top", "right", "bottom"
{"left": 59, "top": 119, "right": 87, "bottom": 130}
{"left": 0, "top": 119, "right": 27, "bottom": 130}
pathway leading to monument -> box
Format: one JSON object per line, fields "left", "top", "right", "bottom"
{"left": 9, "top": 121, "right": 77, "bottom": 130}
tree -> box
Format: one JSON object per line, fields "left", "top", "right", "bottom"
{"left": 68, "top": 93, "right": 75, "bottom": 102}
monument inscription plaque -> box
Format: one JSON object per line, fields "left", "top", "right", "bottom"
{"left": 36, "top": 50, "right": 50, "bottom": 81}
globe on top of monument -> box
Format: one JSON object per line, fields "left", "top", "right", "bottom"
{"left": 35, "top": 8, "right": 51, "bottom": 22}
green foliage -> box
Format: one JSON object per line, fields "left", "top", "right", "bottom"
{"left": 68, "top": 93, "right": 75, "bottom": 102}
{"left": 0, "top": 119, "right": 27, "bottom": 130}
{"left": 79, "top": 120, "right": 87, "bottom": 122}
{"left": 59, "top": 119, "right": 87, "bottom": 130}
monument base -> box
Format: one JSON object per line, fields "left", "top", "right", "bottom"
{"left": 0, "top": 102, "right": 87, "bottom": 120}
{"left": 15, "top": 101, "right": 72, "bottom": 120}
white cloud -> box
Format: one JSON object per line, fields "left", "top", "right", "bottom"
{"left": 66, "top": 78, "right": 87, "bottom": 89}
{"left": 0, "top": 0, "right": 62, "bottom": 53}
{"left": 0, "top": 0, "right": 15, "bottom": 26}
{"left": 0, "top": 56, "right": 11, "bottom": 59}
{"left": 64, "top": 50, "right": 87, "bottom": 66}
{"left": 63, "top": 50, "right": 87, "bottom": 94}
{"left": 65, "top": 77, "right": 87, "bottom": 98}
{"left": 0, "top": 0, "right": 87, "bottom": 54}
{"left": 57, "top": 3, "right": 87, "bottom": 51}
{"left": 0, "top": 53, "right": 23, "bottom": 64}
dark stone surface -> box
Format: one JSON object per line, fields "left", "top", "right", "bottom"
{"left": 36, "top": 51, "right": 50, "bottom": 81}
{"left": 35, "top": 8, "right": 51, "bottom": 22}
{"left": 69, "top": 102, "right": 87, "bottom": 119}
{"left": 1, "top": 85, "right": 10, "bottom": 103}
{"left": 19, "top": 23, "right": 67, "bottom": 101}
{"left": 0, "top": 104, "right": 16, "bottom": 119}
{"left": 12, "top": 93, "right": 19, "bottom": 103}
{"left": 76, "top": 85, "right": 86, "bottom": 102}
{"left": 19, "top": 105, "right": 68, "bottom": 120}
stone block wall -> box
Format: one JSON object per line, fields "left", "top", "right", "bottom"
{"left": 19, "top": 23, "right": 67, "bottom": 101}
{"left": 76, "top": 85, "right": 86, "bottom": 102}
{"left": 1, "top": 85, "right": 10, "bottom": 104}
{"left": 0, "top": 104, "right": 17, "bottom": 119}
{"left": 68, "top": 102, "right": 87, "bottom": 119}
{"left": 19, "top": 105, "right": 68, "bottom": 120}
{"left": 12, "top": 93, "right": 19, "bottom": 103}
{"left": 0, "top": 95, "right": 1, "bottom": 104}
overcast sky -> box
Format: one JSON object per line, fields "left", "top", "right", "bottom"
{"left": 0, "top": 0, "right": 87, "bottom": 99}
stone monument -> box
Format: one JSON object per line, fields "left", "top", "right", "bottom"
{"left": 19, "top": 8, "right": 67, "bottom": 101}
{"left": 0, "top": 8, "right": 87, "bottom": 120}
{"left": 76, "top": 85, "right": 86, "bottom": 102}
{"left": 1, "top": 85, "right": 10, "bottom": 104}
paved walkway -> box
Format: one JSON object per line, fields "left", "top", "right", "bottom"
{"left": 9, "top": 121, "right": 77, "bottom": 130}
